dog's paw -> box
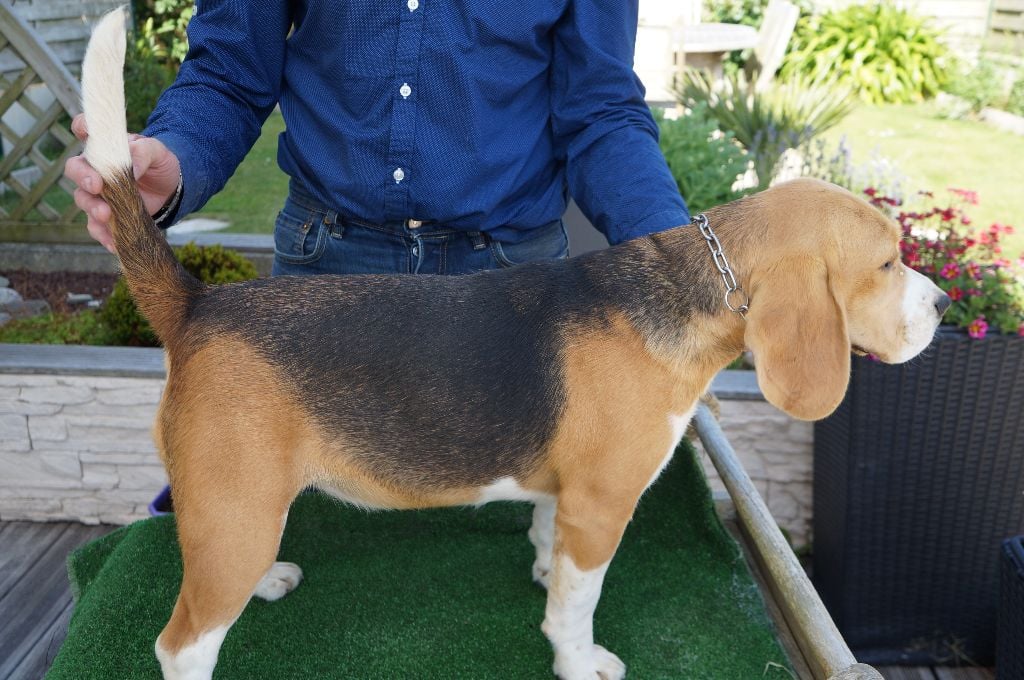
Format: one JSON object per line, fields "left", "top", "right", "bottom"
{"left": 253, "top": 562, "right": 303, "bottom": 602}
{"left": 553, "top": 644, "right": 626, "bottom": 680}
{"left": 532, "top": 560, "right": 551, "bottom": 589}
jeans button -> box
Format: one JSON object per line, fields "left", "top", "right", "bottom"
{"left": 407, "top": 219, "right": 423, "bottom": 229}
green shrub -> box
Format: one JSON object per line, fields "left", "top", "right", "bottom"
{"left": 675, "top": 70, "right": 856, "bottom": 189}
{"left": 781, "top": 2, "right": 949, "bottom": 104}
{"left": 1008, "top": 77, "right": 1024, "bottom": 116}
{"left": 945, "top": 59, "right": 1005, "bottom": 113}
{"left": 131, "top": 0, "right": 193, "bottom": 65}
{"left": 0, "top": 310, "right": 115, "bottom": 345}
{"left": 124, "top": 40, "right": 176, "bottom": 132}
{"left": 123, "top": 0, "right": 192, "bottom": 130}
{"left": 656, "top": 104, "right": 750, "bottom": 213}
{"left": 175, "top": 242, "right": 259, "bottom": 284}
{"left": 100, "top": 244, "right": 258, "bottom": 346}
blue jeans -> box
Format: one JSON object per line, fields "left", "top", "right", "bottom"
{"left": 271, "top": 185, "right": 569, "bottom": 276}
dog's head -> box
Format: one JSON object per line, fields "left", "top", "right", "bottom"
{"left": 720, "top": 178, "right": 949, "bottom": 421}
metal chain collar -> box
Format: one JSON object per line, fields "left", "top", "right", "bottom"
{"left": 693, "top": 213, "right": 749, "bottom": 318}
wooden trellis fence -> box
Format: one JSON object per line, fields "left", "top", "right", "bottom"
{"left": 0, "top": 0, "right": 119, "bottom": 244}
{"left": 989, "top": 0, "right": 1024, "bottom": 53}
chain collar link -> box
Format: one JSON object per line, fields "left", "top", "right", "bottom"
{"left": 693, "top": 213, "right": 749, "bottom": 318}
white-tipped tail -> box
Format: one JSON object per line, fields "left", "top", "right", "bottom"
{"left": 81, "top": 7, "right": 130, "bottom": 180}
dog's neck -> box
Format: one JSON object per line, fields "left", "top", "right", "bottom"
{"left": 584, "top": 217, "right": 750, "bottom": 383}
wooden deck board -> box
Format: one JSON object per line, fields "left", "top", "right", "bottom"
{"left": 879, "top": 666, "right": 939, "bottom": 679}
{"left": 0, "top": 521, "right": 112, "bottom": 680}
{"left": 933, "top": 668, "right": 996, "bottom": 680}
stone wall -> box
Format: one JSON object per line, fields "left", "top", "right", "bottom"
{"left": 0, "top": 346, "right": 814, "bottom": 547}
{"left": 0, "top": 373, "right": 166, "bottom": 525}
{"left": 693, "top": 400, "right": 813, "bottom": 548}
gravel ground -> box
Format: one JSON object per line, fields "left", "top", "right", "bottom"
{"left": 1, "top": 270, "right": 119, "bottom": 314}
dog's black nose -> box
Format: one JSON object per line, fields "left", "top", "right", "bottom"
{"left": 935, "top": 294, "right": 952, "bottom": 316}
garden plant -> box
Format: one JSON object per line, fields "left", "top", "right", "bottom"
{"left": 655, "top": 104, "right": 749, "bottom": 213}
{"left": 781, "top": 2, "right": 949, "bottom": 104}
{"left": 675, "top": 70, "right": 856, "bottom": 189}
{"left": 866, "top": 188, "right": 1024, "bottom": 338}
{"left": 0, "top": 244, "right": 257, "bottom": 346}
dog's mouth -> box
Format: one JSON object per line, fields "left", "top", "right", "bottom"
{"left": 851, "top": 344, "right": 870, "bottom": 357}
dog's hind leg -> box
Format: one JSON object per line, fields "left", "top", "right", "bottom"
{"left": 154, "top": 468, "right": 299, "bottom": 680}
{"left": 152, "top": 346, "right": 309, "bottom": 680}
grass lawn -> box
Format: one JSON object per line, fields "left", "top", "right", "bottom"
{"left": 192, "top": 111, "right": 288, "bottom": 234}
{"left": 825, "top": 104, "right": 1024, "bottom": 259}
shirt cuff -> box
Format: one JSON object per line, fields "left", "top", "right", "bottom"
{"left": 611, "top": 208, "right": 692, "bottom": 244}
{"left": 143, "top": 130, "right": 212, "bottom": 225}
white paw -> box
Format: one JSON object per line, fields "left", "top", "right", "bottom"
{"left": 533, "top": 560, "right": 551, "bottom": 589}
{"left": 553, "top": 644, "right": 626, "bottom": 680}
{"left": 253, "top": 562, "right": 303, "bottom": 602}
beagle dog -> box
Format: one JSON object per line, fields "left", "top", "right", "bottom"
{"left": 82, "top": 10, "right": 949, "bottom": 680}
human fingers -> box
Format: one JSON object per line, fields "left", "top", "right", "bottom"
{"left": 64, "top": 155, "right": 104, "bottom": 195}
{"left": 74, "top": 189, "right": 116, "bottom": 253}
{"left": 86, "top": 218, "right": 116, "bottom": 253}
{"left": 71, "top": 114, "right": 88, "bottom": 141}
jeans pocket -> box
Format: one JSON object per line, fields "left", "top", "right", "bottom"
{"left": 490, "top": 220, "right": 570, "bottom": 268}
{"left": 273, "top": 204, "right": 328, "bottom": 265}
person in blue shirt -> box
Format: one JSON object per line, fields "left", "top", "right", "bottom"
{"left": 65, "top": 0, "right": 690, "bottom": 276}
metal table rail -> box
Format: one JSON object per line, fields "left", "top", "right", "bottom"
{"left": 693, "top": 404, "right": 882, "bottom": 680}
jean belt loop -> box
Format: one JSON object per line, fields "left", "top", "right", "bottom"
{"left": 325, "top": 210, "right": 344, "bottom": 238}
{"left": 468, "top": 231, "right": 487, "bottom": 251}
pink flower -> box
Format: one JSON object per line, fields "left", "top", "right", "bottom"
{"left": 965, "top": 262, "right": 981, "bottom": 279}
{"left": 940, "top": 262, "right": 960, "bottom": 280}
{"left": 949, "top": 188, "right": 979, "bottom": 205}
{"left": 864, "top": 187, "right": 877, "bottom": 197}
{"left": 1019, "top": 324, "right": 1024, "bottom": 337}
{"left": 967, "top": 317, "right": 988, "bottom": 339}
{"left": 949, "top": 287, "right": 963, "bottom": 301}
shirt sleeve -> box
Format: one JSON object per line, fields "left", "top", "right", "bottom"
{"left": 549, "top": 0, "right": 690, "bottom": 245}
{"left": 141, "top": 1, "right": 290, "bottom": 221}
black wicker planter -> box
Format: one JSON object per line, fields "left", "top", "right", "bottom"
{"left": 999, "top": 536, "right": 1024, "bottom": 679}
{"left": 813, "top": 327, "right": 1024, "bottom": 666}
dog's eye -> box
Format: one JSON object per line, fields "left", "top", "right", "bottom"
{"left": 881, "top": 260, "right": 895, "bottom": 271}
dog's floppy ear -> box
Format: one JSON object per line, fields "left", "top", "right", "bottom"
{"left": 744, "top": 257, "right": 850, "bottom": 421}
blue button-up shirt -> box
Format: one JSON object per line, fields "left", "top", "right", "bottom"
{"left": 144, "top": 0, "right": 689, "bottom": 245}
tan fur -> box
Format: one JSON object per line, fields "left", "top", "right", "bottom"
{"left": 706, "top": 179, "right": 910, "bottom": 419}
{"left": 154, "top": 338, "right": 307, "bottom": 653}
{"left": 527, "top": 314, "right": 725, "bottom": 570}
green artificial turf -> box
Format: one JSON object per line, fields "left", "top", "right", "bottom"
{"left": 48, "top": 444, "right": 791, "bottom": 679}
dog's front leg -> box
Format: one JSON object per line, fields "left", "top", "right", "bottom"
{"left": 541, "top": 493, "right": 631, "bottom": 680}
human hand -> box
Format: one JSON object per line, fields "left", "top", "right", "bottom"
{"left": 64, "top": 113, "right": 181, "bottom": 252}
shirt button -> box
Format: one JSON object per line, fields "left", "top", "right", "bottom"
{"left": 393, "top": 167, "right": 405, "bottom": 183}
{"left": 400, "top": 83, "right": 412, "bottom": 98}
{"left": 408, "top": 0, "right": 419, "bottom": 10}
